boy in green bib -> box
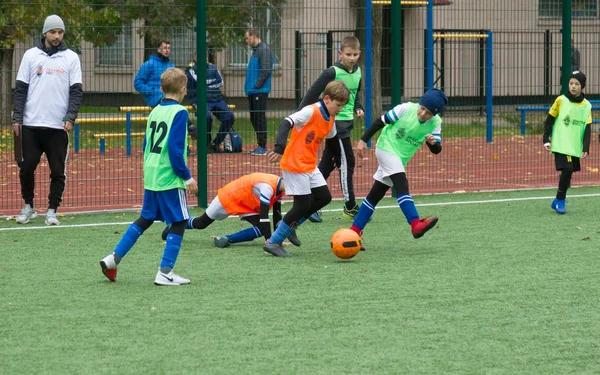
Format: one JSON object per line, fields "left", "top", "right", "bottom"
{"left": 543, "top": 71, "right": 592, "bottom": 214}
{"left": 100, "top": 68, "right": 198, "bottom": 285}
{"left": 298, "top": 36, "right": 364, "bottom": 222}
{"left": 349, "top": 89, "right": 448, "bottom": 249}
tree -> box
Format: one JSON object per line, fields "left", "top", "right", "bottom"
{"left": 0, "top": 0, "right": 122, "bottom": 127}
{"left": 0, "top": 0, "right": 288, "bottom": 127}
{"left": 117, "top": 1, "right": 286, "bottom": 62}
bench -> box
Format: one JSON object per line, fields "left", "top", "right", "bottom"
{"left": 73, "top": 103, "right": 236, "bottom": 155}
{"left": 118, "top": 104, "right": 236, "bottom": 112}
{"left": 91, "top": 132, "right": 146, "bottom": 154}
{"left": 516, "top": 100, "right": 600, "bottom": 135}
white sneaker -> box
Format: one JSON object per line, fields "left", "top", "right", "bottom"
{"left": 16, "top": 204, "right": 37, "bottom": 224}
{"left": 154, "top": 269, "right": 191, "bottom": 286}
{"left": 45, "top": 209, "right": 60, "bottom": 226}
{"left": 100, "top": 253, "right": 118, "bottom": 282}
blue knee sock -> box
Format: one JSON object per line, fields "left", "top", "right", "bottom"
{"left": 160, "top": 233, "right": 183, "bottom": 270}
{"left": 113, "top": 224, "right": 144, "bottom": 258}
{"left": 298, "top": 217, "right": 307, "bottom": 225}
{"left": 228, "top": 226, "right": 262, "bottom": 243}
{"left": 398, "top": 194, "right": 419, "bottom": 224}
{"left": 352, "top": 198, "right": 376, "bottom": 231}
{"left": 269, "top": 221, "right": 294, "bottom": 245}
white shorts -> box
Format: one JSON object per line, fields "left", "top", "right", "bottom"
{"left": 205, "top": 196, "right": 230, "bottom": 220}
{"left": 373, "top": 147, "right": 406, "bottom": 187}
{"left": 205, "top": 195, "right": 257, "bottom": 220}
{"left": 282, "top": 168, "right": 327, "bottom": 196}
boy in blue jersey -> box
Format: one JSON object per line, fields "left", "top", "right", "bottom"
{"left": 349, "top": 89, "right": 448, "bottom": 249}
{"left": 100, "top": 68, "right": 198, "bottom": 286}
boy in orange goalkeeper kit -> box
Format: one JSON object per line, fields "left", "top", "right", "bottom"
{"left": 264, "top": 81, "right": 350, "bottom": 257}
{"left": 161, "top": 172, "right": 300, "bottom": 248}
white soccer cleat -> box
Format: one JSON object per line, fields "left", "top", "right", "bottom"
{"left": 154, "top": 269, "right": 191, "bottom": 286}
{"left": 45, "top": 209, "right": 60, "bottom": 226}
{"left": 16, "top": 204, "right": 37, "bottom": 224}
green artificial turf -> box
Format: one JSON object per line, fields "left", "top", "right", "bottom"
{"left": 0, "top": 187, "right": 599, "bottom": 374}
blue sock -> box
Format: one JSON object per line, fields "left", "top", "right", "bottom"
{"left": 228, "top": 227, "right": 262, "bottom": 243}
{"left": 352, "top": 198, "right": 376, "bottom": 231}
{"left": 269, "top": 221, "right": 294, "bottom": 245}
{"left": 186, "top": 217, "right": 195, "bottom": 229}
{"left": 113, "top": 224, "right": 143, "bottom": 258}
{"left": 298, "top": 217, "right": 307, "bottom": 225}
{"left": 397, "top": 194, "right": 419, "bottom": 224}
{"left": 160, "top": 233, "right": 183, "bottom": 269}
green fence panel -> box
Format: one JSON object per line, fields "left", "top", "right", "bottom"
{"left": 1, "top": 0, "right": 598, "bottom": 216}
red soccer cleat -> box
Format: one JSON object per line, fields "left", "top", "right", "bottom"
{"left": 102, "top": 268, "right": 117, "bottom": 282}
{"left": 100, "top": 253, "right": 118, "bottom": 282}
{"left": 410, "top": 216, "right": 439, "bottom": 239}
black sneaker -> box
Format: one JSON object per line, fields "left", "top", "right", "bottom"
{"left": 307, "top": 210, "right": 323, "bottom": 223}
{"left": 263, "top": 241, "right": 291, "bottom": 257}
{"left": 214, "top": 236, "right": 231, "bottom": 248}
{"left": 287, "top": 230, "right": 301, "bottom": 247}
{"left": 343, "top": 204, "right": 360, "bottom": 219}
{"left": 208, "top": 143, "right": 222, "bottom": 154}
{"left": 161, "top": 224, "right": 171, "bottom": 241}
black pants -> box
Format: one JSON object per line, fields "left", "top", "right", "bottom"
{"left": 248, "top": 93, "right": 268, "bottom": 148}
{"left": 18, "top": 126, "right": 69, "bottom": 209}
{"left": 283, "top": 186, "right": 332, "bottom": 226}
{"left": 318, "top": 137, "right": 356, "bottom": 207}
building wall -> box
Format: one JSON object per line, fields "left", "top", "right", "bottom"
{"left": 403, "top": 0, "right": 600, "bottom": 99}
{"left": 11, "top": 1, "right": 600, "bottom": 102}
{"left": 219, "top": 0, "right": 357, "bottom": 100}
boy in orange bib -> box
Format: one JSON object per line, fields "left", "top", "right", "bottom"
{"left": 264, "top": 81, "right": 350, "bottom": 257}
{"left": 161, "top": 172, "right": 300, "bottom": 248}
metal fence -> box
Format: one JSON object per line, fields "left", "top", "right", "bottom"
{"left": 1, "top": 0, "right": 598, "bottom": 215}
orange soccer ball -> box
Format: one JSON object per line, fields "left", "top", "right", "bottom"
{"left": 330, "top": 228, "right": 362, "bottom": 259}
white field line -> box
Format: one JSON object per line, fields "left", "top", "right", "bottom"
{"left": 1, "top": 193, "right": 598, "bottom": 232}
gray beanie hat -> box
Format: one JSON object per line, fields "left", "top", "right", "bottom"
{"left": 43, "top": 15, "right": 65, "bottom": 34}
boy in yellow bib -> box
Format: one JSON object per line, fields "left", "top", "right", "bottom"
{"left": 543, "top": 71, "right": 592, "bottom": 214}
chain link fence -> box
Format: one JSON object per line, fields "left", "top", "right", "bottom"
{"left": 1, "top": 0, "right": 598, "bottom": 215}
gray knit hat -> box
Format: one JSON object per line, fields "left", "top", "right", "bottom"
{"left": 42, "top": 15, "right": 65, "bottom": 34}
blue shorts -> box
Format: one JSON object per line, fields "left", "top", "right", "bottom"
{"left": 141, "top": 188, "right": 190, "bottom": 224}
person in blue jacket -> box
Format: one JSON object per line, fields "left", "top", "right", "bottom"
{"left": 244, "top": 29, "right": 273, "bottom": 155}
{"left": 135, "top": 41, "right": 197, "bottom": 155}
{"left": 185, "top": 56, "right": 235, "bottom": 153}
{"left": 134, "top": 40, "right": 174, "bottom": 108}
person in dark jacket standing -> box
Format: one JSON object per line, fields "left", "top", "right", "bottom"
{"left": 185, "top": 56, "right": 235, "bottom": 153}
{"left": 244, "top": 29, "right": 273, "bottom": 155}
{"left": 11, "top": 14, "right": 83, "bottom": 226}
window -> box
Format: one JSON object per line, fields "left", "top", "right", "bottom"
{"left": 97, "top": 25, "right": 133, "bottom": 66}
{"left": 169, "top": 26, "right": 197, "bottom": 67}
{"left": 227, "top": 4, "right": 281, "bottom": 67}
{"left": 539, "top": 0, "right": 599, "bottom": 18}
